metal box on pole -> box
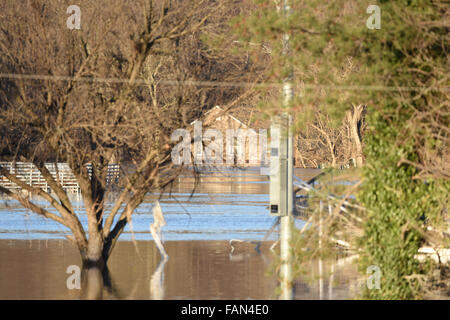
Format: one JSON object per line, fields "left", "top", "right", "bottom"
{"left": 269, "top": 118, "right": 289, "bottom": 217}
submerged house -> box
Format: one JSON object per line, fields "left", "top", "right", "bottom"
{"left": 197, "top": 105, "right": 305, "bottom": 167}
{"left": 189, "top": 106, "right": 269, "bottom": 167}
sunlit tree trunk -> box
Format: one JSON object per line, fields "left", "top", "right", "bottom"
{"left": 346, "top": 104, "right": 365, "bottom": 167}
{"left": 81, "top": 267, "right": 104, "bottom": 300}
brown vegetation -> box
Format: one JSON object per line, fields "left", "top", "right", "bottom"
{"left": 0, "top": 0, "right": 255, "bottom": 271}
{"left": 0, "top": 0, "right": 366, "bottom": 276}
{"left": 295, "top": 105, "right": 366, "bottom": 168}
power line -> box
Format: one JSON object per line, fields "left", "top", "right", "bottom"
{"left": 0, "top": 73, "right": 448, "bottom": 92}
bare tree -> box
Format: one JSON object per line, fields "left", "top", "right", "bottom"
{"left": 346, "top": 104, "right": 366, "bottom": 167}
{"left": 294, "top": 107, "right": 366, "bottom": 169}
{"left": 0, "top": 0, "right": 250, "bottom": 280}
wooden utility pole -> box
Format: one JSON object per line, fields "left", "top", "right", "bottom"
{"left": 269, "top": 0, "right": 294, "bottom": 300}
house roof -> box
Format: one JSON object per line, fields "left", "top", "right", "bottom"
{"left": 205, "top": 106, "right": 248, "bottom": 127}
{"left": 191, "top": 105, "right": 270, "bottom": 130}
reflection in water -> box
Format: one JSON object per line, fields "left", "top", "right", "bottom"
{"left": 150, "top": 201, "right": 168, "bottom": 259}
{"left": 150, "top": 256, "right": 168, "bottom": 300}
{"left": 81, "top": 267, "right": 104, "bottom": 300}
{"left": 0, "top": 168, "right": 321, "bottom": 241}
{"left": 0, "top": 168, "right": 362, "bottom": 299}
{"left": 149, "top": 201, "right": 169, "bottom": 300}
{"left": 0, "top": 239, "right": 359, "bottom": 299}
{"left": 228, "top": 239, "right": 270, "bottom": 266}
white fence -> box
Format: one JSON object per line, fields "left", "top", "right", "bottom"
{"left": 0, "top": 162, "right": 120, "bottom": 193}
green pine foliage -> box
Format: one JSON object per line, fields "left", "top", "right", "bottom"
{"left": 357, "top": 0, "right": 449, "bottom": 299}
{"left": 359, "top": 113, "right": 434, "bottom": 299}
{"left": 234, "top": 0, "right": 449, "bottom": 299}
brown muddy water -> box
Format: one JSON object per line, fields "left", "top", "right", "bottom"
{"left": 0, "top": 168, "right": 362, "bottom": 299}
{"left": 0, "top": 239, "right": 360, "bottom": 300}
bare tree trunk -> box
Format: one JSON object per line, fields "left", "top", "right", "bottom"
{"left": 83, "top": 234, "right": 105, "bottom": 268}
{"left": 311, "top": 122, "right": 337, "bottom": 168}
{"left": 346, "top": 104, "right": 365, "bottom": 167}
{"left": 0, "top": 0, "right": 251, "bottom": 287}
{"left": 294, "top": 137, "right": 306, "bottom": 168}
{"left": 81, "top": 266, "right": 104, "bottom": 300}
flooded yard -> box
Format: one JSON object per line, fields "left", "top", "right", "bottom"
{"left": 0, "top": 168, "right": 361, "bottom": 299}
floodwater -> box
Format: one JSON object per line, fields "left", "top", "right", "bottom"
{"left": 0, "top": 167, "right": 361, "bottom": 299}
